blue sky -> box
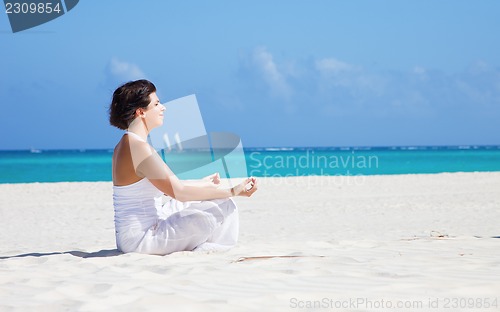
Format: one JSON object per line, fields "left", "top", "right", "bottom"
{"left": 1, "top": 0, "right": 499, "bottom": 149}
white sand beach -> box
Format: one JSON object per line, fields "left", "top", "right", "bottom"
{"left": 1, "top": 172, "right": 499, "bottom": 311}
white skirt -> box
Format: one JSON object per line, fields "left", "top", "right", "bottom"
{"left": 115, "top": 197, "right": 239, "bottom": 255}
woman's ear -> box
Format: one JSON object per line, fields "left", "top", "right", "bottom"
{"left": 135, "top": 108, "right": 145, "bottom": 118}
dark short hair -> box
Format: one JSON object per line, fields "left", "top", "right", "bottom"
{"left": 109, "top": 79, "right": 157, "bottom": 130}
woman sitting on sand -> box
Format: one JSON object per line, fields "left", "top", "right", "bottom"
{"left": 108, "top": 79, "right": 257, "bottom": 255}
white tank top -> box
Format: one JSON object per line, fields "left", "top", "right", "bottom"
{"left": 113, "top": 178, "right": 163, "bottom": 251}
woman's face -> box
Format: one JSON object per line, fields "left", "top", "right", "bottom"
{"left": 143, "top": 92, "right": 166, "bottom": 129}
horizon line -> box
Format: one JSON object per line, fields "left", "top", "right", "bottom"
{"left": 1, "top": 144, "right": 500, "bottom": 153}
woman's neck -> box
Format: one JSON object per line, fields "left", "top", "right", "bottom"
{"left": 127, "top": 118, "right": 149, "bottom": 142}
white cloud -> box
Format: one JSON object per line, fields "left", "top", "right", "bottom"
{"left": 108, "top": 57, "right": 146, "bottom": 81}
{"left": 315, "top": 58, "right": 354, "bottom": 74}
{"left": 237, "top": 48, "right": 500, "bottom": 119}
{"left": 252, "top": 47, "right": 292, "bottom": 99}
{"left": 468, "top": 60, "right": 490, "bottom": 75}
{"left": 413, "top": 66, "right": 426, "bottom": 75}
{"left": 315, "top": 57, "right": 378, "bottom": 92}
{"left": 412, "top": 66, "right": 428, "bottom": 83}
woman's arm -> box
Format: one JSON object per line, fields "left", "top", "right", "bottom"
{"left": 131, "top": 140, "right": 257, "bottom": 201}
{"left": 149, "top": 166, "right": 256, "bottom": 201}
{"left": 161, "top": 179, "right": 256, "bottom": 201}
{"left": 182, "top": 173, "right": 220, "bottom": 187}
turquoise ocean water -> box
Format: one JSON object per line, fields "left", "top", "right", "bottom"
{"left": 1, "top": 146, "right": 500, "bottom": 184}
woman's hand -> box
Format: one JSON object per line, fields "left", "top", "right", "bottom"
{"left": 203, "top": 173, "right": 221, "bottom": 185}
{"left": 231, "top": 177, "right": 258, "bottom": 197}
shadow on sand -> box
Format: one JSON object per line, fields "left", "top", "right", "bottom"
{"left": 0, "top": 249, "right": 123, "bottom": 260}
